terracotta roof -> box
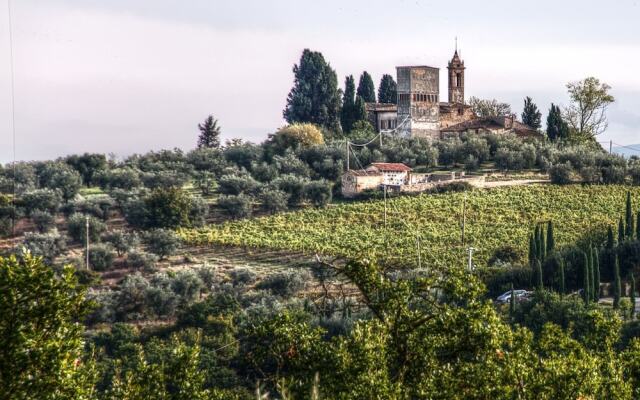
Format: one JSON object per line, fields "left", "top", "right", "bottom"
{"left": 440, "top": 118, "right": 502, "bottom": 133}
{"left": 396, "top": 65, "right": 439, "bottom": 70}
{"left": 368, "top": 163, "right": 412, "bottom": 172}
{"left": 345, "top": 169, "right": 382, "bottom": 176}
{"left": 365, "top": 103, "right": 397, "bottom": 112}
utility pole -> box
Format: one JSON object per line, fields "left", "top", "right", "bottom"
{"left": 467, "top": 247, "right": 475, "bottom": 272}
{"left": 610, "top": 140, "right": 613, "bottom": 154}
{"left": 85, "top": 216, "right": 90, "bottom": 270}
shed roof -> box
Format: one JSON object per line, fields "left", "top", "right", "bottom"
{"left": 368, "top": 163, "right": 412, "bottom": 172}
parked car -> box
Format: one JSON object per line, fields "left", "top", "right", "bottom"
{"left": 496, "top": 289, "right": 531, "bottom": 303}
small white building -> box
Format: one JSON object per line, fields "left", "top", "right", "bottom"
{"left": 365, "top": 163, "right": 412, "bottom": 186}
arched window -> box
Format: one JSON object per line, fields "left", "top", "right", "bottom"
{"left": 456, "top": 72, "right": 462, "bottom": 87}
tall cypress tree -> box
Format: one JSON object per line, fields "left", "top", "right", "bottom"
{"left": 636, "top": 211, "right": 640, "bottom": 240}
{"left": 614, "top": 255, "right": 622, "bottom": 309}
{"left": 353, "top": 96, "right": 367, "bottom": 124}
{"left": 341, "top": 75, "right": 357, "bottom": 133}
{"left": 632, "top": 273, "right": 637, "bottom": 319}
{"left": 593, "top": 247, "right": 600, "bottom": 302}
{"left": 546, "top": 221, "right": 555, "bottom": 254}
{"left": 626, "top": 191, "right": 634, "bottom": 239}
{"left": 607, "top": 226, "right": 615, "bottom": 249}
{"left": 619, "top": 218, "right": 625, "bottom": 244}
{"left": 583, "top": 251, "right": 590, "bottom": 304}
{"left": 356, "top": 71, "right": 376, "bottom": 103}
{"left": 546, "top": 103, "right": 569, "bottom": 141}
{"left": 538, "top": 225, "right": 546, "bottom": 261}
{"left": 522, "top": 96, "right": 542, "bottom": 130}
{"left": 536, "top": 260, "right": 543, "bottom": 290}
{"left": 529, "top": 233, "right": 537, "bottom": 267}
{"left": 377, "top": 74, "right": 397, "bottom": 104}
{"left": 559, "top": 259, "right": 566, "bottom": 296}
{"left": 283, "top": 49, "right": 342, "bottom": 133}
{"left": 589, "top": 246, "right": 596, "bottom": 302}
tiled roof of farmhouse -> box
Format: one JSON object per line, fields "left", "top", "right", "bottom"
{"left": 368, "top": 163, "right": 412, "bottom": 172}
{"left": 346, "top": 169, "right": 382, "bottom": 176}
{"left": 365, "top": 103, "right": 397, "bottom": 112}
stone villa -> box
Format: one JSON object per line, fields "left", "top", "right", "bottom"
{"left": 366, "top": 49, "right": 539, "bottom": 139}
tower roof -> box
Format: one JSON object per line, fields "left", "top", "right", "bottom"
{"left": 448, "top": 49, "right": 464, "bottom": 68}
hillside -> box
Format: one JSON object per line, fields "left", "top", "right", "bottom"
{"left": 181, "top": 184, "right": 640, "bottom": 268}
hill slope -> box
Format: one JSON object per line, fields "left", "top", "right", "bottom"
{"left": 181, "top": 185, "right": 640, "bottom": 268}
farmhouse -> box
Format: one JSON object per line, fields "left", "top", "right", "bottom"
{"left": 341, "top": 162, "right": 484, "bottom": 197}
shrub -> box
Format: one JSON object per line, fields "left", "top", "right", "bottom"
{"left": 37, "top": 162, "right": 82, "bottom": 202}
{"left": 170, "top": 270, "right": 204, "bottom": 303}
{"left": 217, "top": 194, "right": 252, "bottom": 219}
{"left": 265, "top": 123, "right": 324, "bottom": 156}
{"left": 64, "top": 153, "right": 108, "bottom": 186}
{"left": 255, "top": 271, "right": 308, "bottom": 297}
{"left": 20, "top": 189, "right": 62, "bottom": 216}
{"left": 21, "top": 230, "right": 67, "bottom": 264}
{"left": 102, "top": 230, "right": 139, "bottom": 256}
{"left": 140, "top": 170, "right": 190, "bottom": 189}
{"left": 31, "top": 210, "right": 55, "bottom": 233}
{"left": 95, "top": 168, "right": 142, "bottom": 190}
{"left": 67, "top": 214, "right": 106, "bottom": 244}
{"left": 71, "top": 195, "right": 116, "bottom": 221}
{"left": 126, "top": 250, "right": 158, "bottom": 271}
{"left": 304, "top": 180, "right": 332, "bottom": 207}
{"left": 143, "top": 229, "right": 179, "bottom": 260}
{"left": 144, "top": 188, "right": 204, "bottom": 229}
{"left": 602, "top": 165, "right": 627, "bottom": 184}
{"left": 88, "top": 243, "right": 116, "bottom": 272}
{"left": 272, "top": 174, "right": 307, "bottom": 206}
{"left": 229, "top": 268, "right": 257, "bottom": 286}
{"left": 549, "top": 162, "right": 574, "bottom": 184}
{"left": 217, "top": 174, "right": 260, "bottom": 195}
{"left": 260, "top": 189, "right": 289, "bottom": 214}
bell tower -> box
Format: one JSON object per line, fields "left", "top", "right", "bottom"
{"left": 447, "top": 46, "right": 465, "bottom": 104}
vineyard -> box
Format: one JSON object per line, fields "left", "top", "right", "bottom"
{"left": 180, "top": 185, "right": 640, "bottom": 269}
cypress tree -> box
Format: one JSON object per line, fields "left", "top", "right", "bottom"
{"left": 593, "top": 247, "right": 600, "bottom": 302}
{"left": 536, "top": 260, "right": 543, "bottom": 290}
{"left": 537, "top": 225, "right": 546, "bottom": 261}
{"left": 377, "top": 74, "right": 397, "bottom": 104}
{"left": 283, "top": 49, "right": 342, "bottom": 132}
{"left": 589, "top": 246, "right": 596, "bottom": 302}
{"left": 614, "top": 255, "right": 622, "bottom": 309}
{"left": 632, "top": 273, "right": 637, "bottom": 319}
{"left": 583, "top": 251, "right": 590, "bottom": 304}
{"left": 510, "top": 282, "right": 516, "bottom": 315}
{"left": 340, "top": 75, "right": 357, "bottom": 133}
{"left": 522, "top": 96, "right": 542, "bottom": 130}
{"left": 619, "top": 218, "right": 625, "bottom": 244}
{"left": 626, "top": 191, "right": 634, "bottom": 239}
{"left": 528, "top": 234, "right": 537, "bottom": 267}
{"left": 559, "top": 259, "right": 566, "bottom": 296}
{"left": 353, "top": 96, "right": 367, "bottom": 124}
{"left": 546, "top": 103, "right": 570, "bottom": 141}
{"left": 356, "top": 71, "right": 376, "bottom": 103}
{"left": 607, "top": 226, "right": 615, "bottom": 249}
{"left": 636, "top": 211, "right": 640, "bottom": 240}
{"left": 197, "top": 115, "right": 222, "bottom": 149}
{"left": 546, "top": 221, "right": 555, "bottom": 254}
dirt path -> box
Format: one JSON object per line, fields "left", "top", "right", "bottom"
{"left": 481, "top": 179, "right": 550, "bottom": 188}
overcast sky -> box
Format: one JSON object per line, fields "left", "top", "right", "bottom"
{"left": 1, "top": 0, "right": 639, "bottom": 162}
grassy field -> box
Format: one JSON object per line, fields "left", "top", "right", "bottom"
{"left": 180, "top": 184, "right": 640, "bottom": 269}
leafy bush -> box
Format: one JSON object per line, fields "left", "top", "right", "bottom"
{"left": 143, "top": 229, "right": 179, "bottom": 260}
{"left": 70, "top": 196, "right": 116, "bottom": 221}
{"left": 260, "top": 189, "right": 289, "bottom": 214}
{"left": 217, "top": 174, "right": 260, "bottom": 195}
{"left": 31, "top": 210, "right": 55, "bottom": 233}
{"left": 170, "top": 270, "right": 204, "bottom": 303}
{"left": 124, "top": 188, "right": 206, "bottom": 229}
{"left": 217, "top": 194, "right": 252, "bottom": 219}
{"left": 67, "top": 213, "right": 106, "bottom": 244}
{"left": 272, "top": 174, "right": 307, "bottom": 206}
{"left": 140, "top": 170, "right": 190, "bottom": 189}
{"left": 255, "top": 271, "right": 308, "bottom": 297}
{"left": 95, "top": 168, "right": 142, "bottom": 190}
{"left": 304, "top": 180, "right": 332, "bottom": 207}
{"left": 21, "top": 230, "right": 67, "bottom": 264}
{"left": 37, "top": 162, "right": 83, "bottom": 202}
{"left": 102, "top": 230, "right": 139, "bottom": 256}
{"left": 549, "top": 162, "right": 574, "bottom": 184}
{"left": 229, "top": 268, "right": 257, "bottom": 286}
{"left": 88, "top": 243, "right": 116, "bottom": 272}
{"left": 20, "top": 189, "right": 62, "bottom": 216}
{"left": 126, "top": 250, "right": 158, "bottom": 271}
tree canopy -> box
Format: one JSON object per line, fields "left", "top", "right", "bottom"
{"left": 197, "top": 115, "right": 221, "bottom": 149}
{"left": 356, "top": 71, "right": 376, "bottom": 103}
{"left": 522, "top": 96, "right": 542, "bottom": 129}
{"left": 377, "top": 74, "right": 397, "bottom": 104}
{"left": 469, "top": 97, "right": 512, "bottom": 118}
{"left": 564, "top": 76, "right": 615, "bottom": 139}
{"left": 283, "top": 49, "right": 342, "bottom": 133}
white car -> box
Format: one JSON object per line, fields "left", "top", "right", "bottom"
{"left": 497, "top": 289, "right": 530, "bottom": 303}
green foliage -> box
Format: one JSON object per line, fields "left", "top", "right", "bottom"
{"left": 468, "top": 96, "right": 512, "bottom": 117}
{"left": 377, "top": 74, "right": 397, "bottom": 104}
{"left": 67, "top": 213, "right": 107, "bottom": 245}
{"left": 259, "top": 189, "right": 289, "bottom": 214}
{"left": 88, "top": 243, "right": 116, "bottom": 272}
{"left": 102, "top": 230, "right": 139, "bottom": 256}
{"left": 304, "top": 180, "right": 332, "bottom": 207}
{"left": 0, "top": 254, "right": 93, "bottom": 399}
{"left": 266, "top": 123, "right": 325, "bottom": 156}
{"left": 95, "top": 168, "right": 142, "bottom": 190}
{"left": 340, "top": 75, "right": 357, "bottom": 133}
{"left": 217, "top": 194, "right": 252, "bottom": 219}
{"left": 546, "top": 103, "right": 570, "bottom": 141}
{"left": 217, "top": 174, "right": 259, "bottom": 196}
{"left": 255, "top": 271, "right": 308, "bottom": 297}
{"left": 21, "top": 230, "right": 67, "bottom": 265}
{"left": 20, "top": 188, "right": 62, "bottom": 216}
{"left": 615, "top": 255, "right": 622, "bottom": 309}
{"left": 65, "top": 153, "right": 108, "bottom": 186}
{"left": 37, "top": 162, "right": 83, "bottom": 202}
{"left": 283, "top": 49, "right": 342, "bottom": 133}
{"left": 197, "top": 115, "right": 222, "bottom": 149}
{"left": 133, "top": 188, "right": 207, "bottom": 229}
{"left": 31, "top": 210, "right": 55, "bottom": 233}
{"left": 126, "top": 250, "right": 158, "bottom": 271}
{"left": 143, "top": 229, "right": 179, "bottom": 260}
{"left": 522, "top": 96, "right": 542, "bottom": 129}
{"left": 564, "top": 76, "right": 615, "bottom": 138}
{"left": 356, "top": 71, "right": 376, "bottom": 103}
{"left": 548, "top": 162, "right": 574, "bottom": 184}
{"left": 632, "top": 273, "right": 637, "bottom": 320}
